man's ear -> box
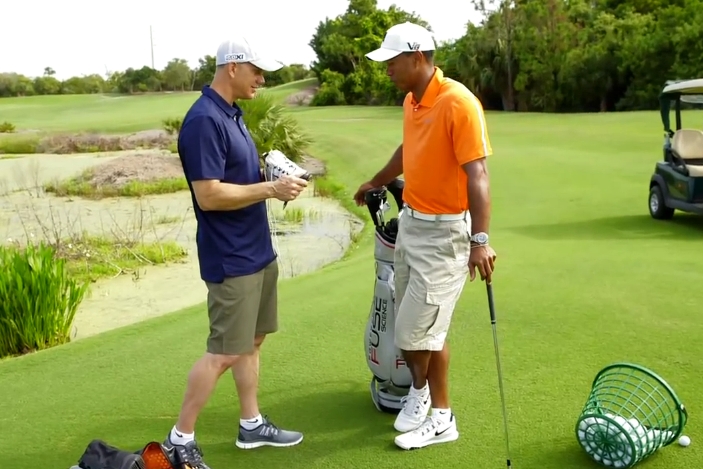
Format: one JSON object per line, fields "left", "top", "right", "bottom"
{"left": 228, "top": 63, "right": 238, "bottom": 79}
{"left": 413, "top": 50, "right": 425, "bottom": 66}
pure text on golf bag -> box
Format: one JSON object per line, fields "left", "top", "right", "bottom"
{"left": 363, "top": 178, "right": 412, "bottom": 413}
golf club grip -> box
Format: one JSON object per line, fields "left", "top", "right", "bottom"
{"left": 486, "top": 282, "right": 497, "bottom": 324}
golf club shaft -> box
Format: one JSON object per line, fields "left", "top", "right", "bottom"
{"left": 486, "top": 282, "right": 512, "bottom": 468}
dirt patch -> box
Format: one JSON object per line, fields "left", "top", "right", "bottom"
{"left": 80, "top": 153, "right": 184, "bottom": 188}
{"left": 285, "top": 85, "right": 318, "bottom": 106}
{"left": 126, "top": 129, "right": 172, "bottom": 141}
{"left": 299, "top": 155, "right": 327, "bottom": 176}
{"left": 39, "top": 132, "right": 175, "bottom": 154}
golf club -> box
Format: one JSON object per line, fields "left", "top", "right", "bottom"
{"left": 364, "top": 187, "right": 387, "bottom": 228}
{"left": 486, "top": 281, "right": 513, "bottom": 468}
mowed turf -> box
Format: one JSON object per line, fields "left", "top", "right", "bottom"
{"left": 1, "top": 91, "right": 702, "bottom": 469}
{"left": 0, "top": 78, "right": 316, "bottom": 134}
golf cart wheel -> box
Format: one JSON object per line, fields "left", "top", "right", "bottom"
{"left": 649, "top": 185, "right": 674, "bottom": 220}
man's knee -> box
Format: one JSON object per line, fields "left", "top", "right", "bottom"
{"left": 204, "top": 352, "right": 240, "bottom": 373}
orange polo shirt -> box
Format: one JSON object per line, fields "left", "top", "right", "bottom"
{"left": 402, "top": 67, "right": 492, "bottom": 214}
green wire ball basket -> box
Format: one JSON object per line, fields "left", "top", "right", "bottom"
{"left": 575, "top": 363, "right": 688, "bottom": 468}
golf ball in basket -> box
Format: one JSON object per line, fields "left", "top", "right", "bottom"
{"left": 679, "top": 435, "right": 691, "bottom": 447}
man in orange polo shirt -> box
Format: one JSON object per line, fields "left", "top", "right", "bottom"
{"left": 354, "top": 21, "right": 497, "bottom": 450}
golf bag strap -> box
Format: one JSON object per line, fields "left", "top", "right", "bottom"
{"left": 402, "top": 204, "right": 468, "bottom": 222}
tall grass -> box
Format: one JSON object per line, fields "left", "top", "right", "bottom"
{"left": 0, "top": 242, "right": 89, "bottom": 358}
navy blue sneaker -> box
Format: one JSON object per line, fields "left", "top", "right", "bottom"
{"left": 235, "top": 415, "right": 303, "bottom": 449}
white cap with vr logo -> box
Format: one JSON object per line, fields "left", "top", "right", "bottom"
{"left": 215, "top": 36, "right": 284, "bottom": 72}
{"left": 366, "top": 22, "right": 436, "bottom": 62}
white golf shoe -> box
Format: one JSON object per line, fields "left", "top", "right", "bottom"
{"left": 393, "top": 385, "right": 432, "bottom": 432}
{"left": 394, "top": 413, "right": 459, "bottom": 450}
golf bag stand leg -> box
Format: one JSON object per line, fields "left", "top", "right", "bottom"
{"left": 363, "top": 178, "right": 413, "bottom": 413}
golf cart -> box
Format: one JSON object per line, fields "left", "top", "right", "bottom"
{"left": 649, "top": 79, "right": 703, "bottom": 219}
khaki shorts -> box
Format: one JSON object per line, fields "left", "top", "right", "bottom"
{"left": 205, "top": 259, "right": 279, "bottom": 355}
{"left": 394, "top": 210, "right": 470, "bottom": 351}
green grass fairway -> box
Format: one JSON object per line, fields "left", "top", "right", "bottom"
{"left": 1, "top": 93, "right": 702, "bottom": 469}
{"left": 0, "top": 78, "right": 315, "bottom": 134}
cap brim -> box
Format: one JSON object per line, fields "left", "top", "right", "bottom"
{"left": 365, "top": 48, "right": 402, "bottom": 62}
{"left": 250, "top": 58, "right": 284, "bottom": 72}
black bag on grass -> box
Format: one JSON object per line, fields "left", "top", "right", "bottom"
{"left": 77, "top": 439, "right": 145, "bottom": 469}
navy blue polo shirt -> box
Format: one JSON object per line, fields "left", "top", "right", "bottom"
{"left": 178, "top": 86, "right": 276, "bottom": 283}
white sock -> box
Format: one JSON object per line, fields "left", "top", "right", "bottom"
{"left": 240, "top": 414, "right": 264, "bottom": 430}
{"left": 410, "top": 382, "right": 428, "bottom": 395}
{"left": 169, "top": 426, "right": 194, "bottom": 445}
{"left": 432, "top": 408, "right": 452, "bottom": 423}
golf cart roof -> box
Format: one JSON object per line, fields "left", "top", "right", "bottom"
{"left": 659, "top": 79, "right": 703, "bottom": 133}
{"left": 661, "top": 79, "right": 703, "bottom": 97}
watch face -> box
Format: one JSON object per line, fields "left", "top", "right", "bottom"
{"left": 474, "top": 233, "right": 488, "bottom": 243}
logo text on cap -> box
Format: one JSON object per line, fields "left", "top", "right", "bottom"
{"left": 225, "top": 53, "right": 245, "bottom": 61}
{"left": 407, "top": 42, "right": 420, "bottom": 51}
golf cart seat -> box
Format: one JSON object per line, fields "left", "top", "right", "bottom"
{"left": 672, "top": 129, "right": 703, "bottom": 177}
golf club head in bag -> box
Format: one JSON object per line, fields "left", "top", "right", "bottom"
{"left": 364, "top": 178, "right": 406, "bottom": 244}
{"left": 263, "top": 150, "right": 312, "bottom": 208}
{"left": 364, "top": 186, "right": 388, "bottom": 228}
{"left": 363, "top": 178, "right": 412, "bottom": 413}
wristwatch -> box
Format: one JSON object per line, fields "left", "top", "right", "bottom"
{"left": 470, "top": 232, "right": 489, "bottom": 245}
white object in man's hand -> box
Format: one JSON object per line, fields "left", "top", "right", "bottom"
{"left": 264, "top": 150, "right": 310, "bottom": 181}
{"left": 272, "top": 175, "right": 308, "bottom": 202}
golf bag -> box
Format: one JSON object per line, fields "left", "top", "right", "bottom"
{"left": 363, "top": 178, "right": 413, "bottom": 413}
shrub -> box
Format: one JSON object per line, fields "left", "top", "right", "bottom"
{"left": 311, "top": 70, "right": 347, "bottom": 106}
{"left": 0, "top": 121, "right": 16, "bottom": 133}
{"left": 162, "top": 117, "right": 183, "bottom": 135}
{"left": 0, "top": 242, "right": 89, "bottom": 358}
{"left": 0, "top": 134, "right": 39, "bottom": 154}
{"left": 239, "top": 92, "right": 313, "bottom": 163}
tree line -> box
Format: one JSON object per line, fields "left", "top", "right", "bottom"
{"left": 3, "top": 0, "right": 702, "bottom": 112}
{"left": 0, "top": 58, "right": 313, "bottom": 98}
{"left": 309, "top": 0, "right": 703, "bottom": 112}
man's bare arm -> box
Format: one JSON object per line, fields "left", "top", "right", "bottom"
{"left": 371, "top": 144, "right": 403, "bottom": 186}
{"left": 192, "top": 180, "right": 276, "bottom": 211}
{"left": 462, "top": 158, "right": 491, "bottom": 235}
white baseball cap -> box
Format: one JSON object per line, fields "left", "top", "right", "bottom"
{"left": 215, "top": 36, "right": 284, "bottom": 72}
{"left": 366, "top": 22, "right": 436, "bottom": 62}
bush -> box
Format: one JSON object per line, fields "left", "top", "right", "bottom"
{"left": 162, "top": 117, "right": 183, "bottom": 135}
{"left": 239, "top": 92, "right": 313, "bottom": 163}
{"left": 0, "top": 242, "right": 89, "bottom": 358}
{"left": 311, "top": 70, "right": 347, "bottom": 106}
{"left": 0, "top": 134, "right": 38, "bottom": 154}
{"left": 0, "top": 121, "right": 16, "bottom": 133}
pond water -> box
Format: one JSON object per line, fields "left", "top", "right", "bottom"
{"left": 0, "top": 152, "right": 363, "bottom": 339}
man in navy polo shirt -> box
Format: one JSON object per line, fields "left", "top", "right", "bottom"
{"left": 162, "top": 36, "right": 309, "bottom": 468}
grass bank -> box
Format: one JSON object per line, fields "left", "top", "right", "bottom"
{"left": 59, "top": 236, "right": 187, "bottom": 283}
